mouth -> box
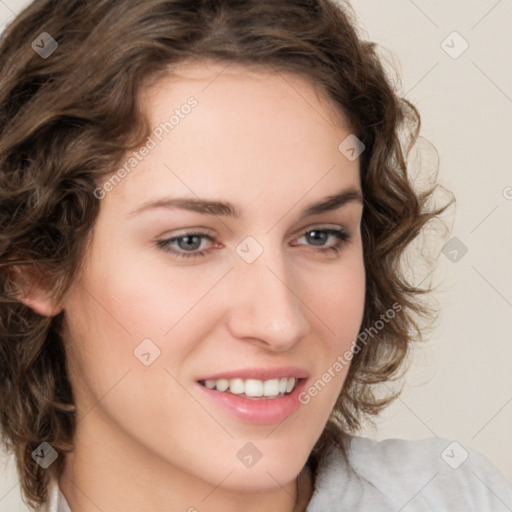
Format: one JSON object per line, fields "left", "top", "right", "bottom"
{"left": 197, "top": 376, "right": 303, "bottom": 400}
{"left": 196, "top": 374, "right": 309, "bottom": 424}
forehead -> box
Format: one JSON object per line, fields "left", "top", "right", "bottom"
{"left": 145, "top": 59, "right": 346, "bottom": 118}
{"left": 110, "top": 60, "right": 360, "bottom": 213}
{"left": 144, "top": 59, "right": 350, "bottom": 132}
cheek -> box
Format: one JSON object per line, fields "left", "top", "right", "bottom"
{"left": 309, "top": 246, "right": 366, "bottom": 345}
{"left": 62, "top": 249, "right": 230, "bottom": 409}
{"left": 320, "top": 268, "right": 365, "bottom": 334}
{"left": 72, "top": 254, "right": 212, "bottom": 342}
{"left": 298, "top": 248, "right": 365, "bottom": 403}
{"left": 62, "top": 267, "right": 201, "bottom": 450}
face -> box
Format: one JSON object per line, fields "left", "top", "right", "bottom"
{"left": 59, "top": 61, "right": 365, "bottom": 497}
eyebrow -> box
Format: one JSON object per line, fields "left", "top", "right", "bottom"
{"left": 128, "top": 187, "right": 363, "bottom": 220}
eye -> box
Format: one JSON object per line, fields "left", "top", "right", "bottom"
{"left": 292, "top": 227, "right": 350, "bottom": 255}
{"left": 156, "top": 232, "right": 215, "bottom": 259}
{"left": 156, "top": 226, "right": 350, "bottom": 260}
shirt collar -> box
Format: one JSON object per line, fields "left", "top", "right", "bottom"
{"left": 45, "top": 477, "right": 71, "bottom": 512}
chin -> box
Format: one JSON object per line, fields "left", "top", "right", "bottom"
{"left": 215, "top": 464, "right": 302, "bottom": 493}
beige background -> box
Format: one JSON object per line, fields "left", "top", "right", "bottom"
{"left": 1, "top": 0, "right": 511, "bottom": 510}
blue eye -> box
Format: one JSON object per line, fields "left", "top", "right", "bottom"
{"left": 156, "top": 233, "right": 214, "bottom": 259}
{"left": 294, "top": 228, "right": 349, "bottom": 251}
{"left": 157, "top": 227, "right": 350, "bottom": 259}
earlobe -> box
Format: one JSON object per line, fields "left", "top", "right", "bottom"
{"left": 12, "top": 267, "right": 63, "bottom": 317}
{"left": 19, "top": 291, "right": 63, "bottom": 317}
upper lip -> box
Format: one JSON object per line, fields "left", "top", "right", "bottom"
{"left": 197, "top": 366, "right": 310, "bottom": 382}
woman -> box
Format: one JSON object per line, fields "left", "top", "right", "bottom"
{"left": 1, "top": 1, "right": 511, "bottom": 511}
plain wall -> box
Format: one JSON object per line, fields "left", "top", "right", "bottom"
{"left": 351, "top": 0, "right": 512, "bottom": 481}
{"left": 1, "top": 0, "right": 511, "bottom": 510}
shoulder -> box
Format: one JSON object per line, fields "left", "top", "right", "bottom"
{"left": 306, "top": 436, "right": 512, "bottom": 511}
{"left": 346, "top": 436, "right": 512, "bottom": 511}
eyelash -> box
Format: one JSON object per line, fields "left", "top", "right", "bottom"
{"left": 156, "top": 227, "right": 350, "bottom": 260}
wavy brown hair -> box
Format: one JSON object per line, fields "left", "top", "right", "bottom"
{"left": 0, "top": 0, "right": 452, "bottom": 508}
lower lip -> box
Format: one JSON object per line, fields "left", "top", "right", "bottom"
{"left": 196, "top": 379, "right": 308, "bottom": 425}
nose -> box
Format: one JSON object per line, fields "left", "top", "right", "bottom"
{"left": 225, "top": 245, "right": 311, "bottom": 352}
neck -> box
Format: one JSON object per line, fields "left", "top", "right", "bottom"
{"left": 293, "top": 465, "right": 314, "bottom": 512}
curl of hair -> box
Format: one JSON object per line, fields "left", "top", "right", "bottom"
{"left": 0, "top": 0, "right": 454, "bottom": 507}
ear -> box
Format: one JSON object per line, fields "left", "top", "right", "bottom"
{"left": 12, "top": 266, "right": 63, "bottom": 317}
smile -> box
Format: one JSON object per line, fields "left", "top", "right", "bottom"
{"left": 198, "top": 377, "right": 298, "bottom": 399}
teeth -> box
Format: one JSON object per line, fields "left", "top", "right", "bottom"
{"left": 202, "top": 377, "right": 297, "bottom": 398}
{"left": 204, "top": 379, "right": 216, "bottom": 389}
{"left": 245, "top": 379, "right": 263, "bottom": 397}
{"left": 229, "top": 378, "right": 244, "bottom": 394}
{"left": 263, "top": 379, "right": 280, "bottom": 396}
{"left": 216, "top": 379, "right": 229, "bottom": 392}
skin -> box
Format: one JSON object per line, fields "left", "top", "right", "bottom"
{"left": 30, "top": 60, "right": 366, "bottom": 512}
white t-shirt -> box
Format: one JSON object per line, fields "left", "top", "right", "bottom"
{"left": 43, "top": 436, "right": 512, "bottom": 511}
